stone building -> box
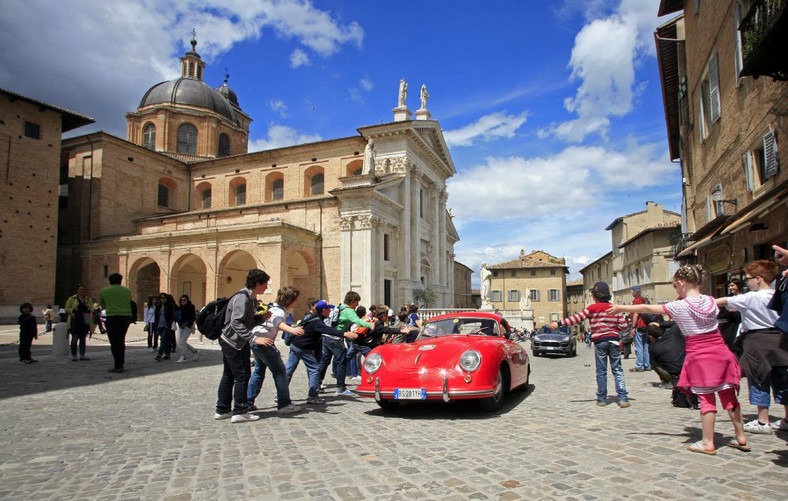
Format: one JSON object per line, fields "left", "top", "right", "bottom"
{"left": 656, "top": 1, "right": 788, "bottom": 296}
{"left": 54, "top": 41, "right": 458, "bottom": 316}
{"left": 606, "top": 202, "right": 681, "bottom": 303}
{"left": 578, "top": 251, "right": 613, "bottom": 307}
{"left": 453, "top": 261, "right": 474, "bottom": 308}
{"left": 0, "top": 88, "right": 93, "bottom": 320}
{"left": 486, "top": 250, "right": 568, "bottom": 327}
{"left": 564, "top": 278, "right": 585, "bottom": 335}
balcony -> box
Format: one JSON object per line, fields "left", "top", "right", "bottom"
{"left": 740, "top": 0, "right": 788, "bottom": 81}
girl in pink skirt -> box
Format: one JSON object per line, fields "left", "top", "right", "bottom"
{"left": 608, "top": 265, "right": 748, "bottom": 455}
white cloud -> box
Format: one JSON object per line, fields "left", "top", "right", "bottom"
{"left": 248, "top": 124, "right": 322, "bottom": 151}
{"left": 543, "top": 0, "right": 660, "bottom": 142}
{"left": 269, "top": 99, "right": 287, "bottom": 117}
{"left": 446, "top": 142, "right": 676, "bottom": 221}
{"left": 0, "top": 0, "right": 363, "bottom": 137}
{"left": 349, "top": 75, "right": 374, "bottom": 102}
{"left": 290, "top": 48, "right": 310, "bottom": 68}
{"left": 444, "top": 111, "right": 529, "bottom": 147}
{"left": 359, "top": 76, "right": 374, "bottom": 91}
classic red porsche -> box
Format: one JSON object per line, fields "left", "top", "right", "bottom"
{"left": 356, "top": 312, "right": 531, "bottom": 412}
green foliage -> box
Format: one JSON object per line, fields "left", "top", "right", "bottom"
{"left": 413, "top": 288, "right": 438, "bottom": 308}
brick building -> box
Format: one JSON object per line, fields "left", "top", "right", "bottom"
{"left": 0, "top": 88, "right": 93, "bottom": 320}
{"left": 453, "top": 261, "right": 474, "bottom": 308}
{"left": 656, "top": 1, "right": 788, "bottom": 294}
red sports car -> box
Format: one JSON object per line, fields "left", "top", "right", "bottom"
{"left": 356, "top": 312, "right": 531, "bottom": 412}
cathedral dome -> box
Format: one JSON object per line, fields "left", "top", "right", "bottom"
{"left": 139, "top": 77, "right": 237, "bottom": 123}
{"left": 216, "top": 81, "right": 240, "bottom": 109}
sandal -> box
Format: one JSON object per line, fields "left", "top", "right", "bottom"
{"left": 725, "top": 438, "right": 751, "bottom": 452}
{"left": 687, "top": 441, "right": 717, "bottom": 455}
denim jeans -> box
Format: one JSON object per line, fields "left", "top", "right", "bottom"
{"left": 748, "top": 367, "right": 788, "bottom": 407}
{"left": 248, "top": 343, "right": 292, "bottom": 409}
{"left": 285, "top": 344, "right": 322, "bottom": 398}
{"left": 594, "top": 341, "right": 628, "bottom": 402}
{"left": 157, "top": 328, "right": 174, "bottom": 356}
{"left": 346, "top": 343, "right": 372, "bottom": 376}
{"left": 70, "top": 332, "right": 87, "bottom": 357}
{"left": 318, "top": 336, "right": 347, "bottom": 391}
{"left": 216, "top": 340, "right": 251, "bottom": 415}
{"left": 177, "top": 325, "right": 198, "bottom": 359}
{"left": 634, "top": 328, "right": 651, "bottom": 369}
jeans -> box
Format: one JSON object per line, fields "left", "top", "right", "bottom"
{"left": 70, "top": 332, "right": 87, "bottom": 357}
{"left": 594, "top": 341, "right": 628, "bottom": 402}
{"left": 157, "top": 328, "right": 174, "bottom": 356}
{"left": 177, "top": 325, "right": 198, "bottom": 359}
{"left": 634, "top": 329, "right": 651, "bottom": 369}
{"left": 346, "top": 343, "right": 372, "bottom": 376}
{"left": 318, "top": 336, "right": 347, "bottom": 391}
{"left": 216, "top": 340, "right": 251, "bottom": 415}
{"left": 105, "top": 316, "right": 130, "bottom": 369}
{"left": 748, "top": 367, "right": 788, "bottom": 407}
{"left": 147, "top": 323, "right": 158, "bottom": 348}
{"left": 248, "top": 343, "right": 292, "bottom": 409}
{"left": 285, "top": 344, "right": 322, "bottom": 398}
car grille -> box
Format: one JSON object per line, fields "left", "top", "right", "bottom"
{"left": 535, "top": 341, "right": 569, "bottom": 348}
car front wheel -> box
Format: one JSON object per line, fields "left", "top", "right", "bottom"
{"left": 480, "top": 367, "right": 506, "bottom": 412}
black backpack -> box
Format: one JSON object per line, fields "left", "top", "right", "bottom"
{"left": 196, "top": 292, "right": 245, "bottom": 341}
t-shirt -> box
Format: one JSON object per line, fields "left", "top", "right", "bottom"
{"left": 560, "top": 302, "right": 627, "bottom": 344}
{"left": 99, "top": 284, "right": 132, "bottom": 317}
{"left": 725, "top": 289, "right": 778, "bottom": 332}
{"left": 632, "top": 296, "right": 648, "bottom": 327}
{"left": 662, "top": 295, "right": 718, "bottom": 336}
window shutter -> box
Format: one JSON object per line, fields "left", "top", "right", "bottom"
{"left": 706, "top": 194, "right": 712, "bottom": 221}
{"left": 764, "top": 130, "right": 778, "bottom": 178}
{"left": 743, "top": 152, "right": 753, "bottom": 191}
{"left": 709, "top": 54, "right": 721, "bottom": 123}
{"left": 698, "top": 89, "right": 706, "bottom": 140}
{"left": 733, "top": 4, "right": 743, "bottom": 80}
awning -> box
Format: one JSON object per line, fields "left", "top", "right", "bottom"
{"left": 721, "top": 185, "right": 788, "bottom": 235}
{"left": 677, "top": 225, "right": 728, "bottom": 258}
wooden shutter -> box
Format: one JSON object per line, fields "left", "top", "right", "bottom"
{"left": 764, "top": 130, "right": 778, "bottom": 178}
{"left": 709, "top": 54, "right": 721, "bottom": 123}
{"left": 743, "top": 152, "right": 753, "bottom": 191}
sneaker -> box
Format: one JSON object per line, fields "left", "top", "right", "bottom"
{"left": 19, "top": 360, "right": 32, "bottom": 364}
{"left": 277, "top": 403, "right": 302, "bottom": 415}
{"left": 147, "top": 347, "right": 155, "bottom": 351}
{"left": 595, "top": 401, "right": 607, "bottom": 407}
{"left": 629, "top": 367, "right": 645, "bottom": 372}
{"left": 247, "top": 404, "right": 258, "bottom": 412}
{"left": 335, "top": 389, "right": 355, "bottom": 396}
{"left": 230, "top": 413, "right": 260, "bottom": 423}
{"left": 307, "top": 396, "right": 326, "bottom": 404}
{"left": 743, "top": 419, "right": 774, "bottom": 434}
{"left": 214, "top": 412, "right": 231, "bottom": 420}
{"left": 772, "top": 419, "right": 788, "bottom": 431}
{"left": 176, "top": 356, "right": 187, "bottom": 363}
{"left": 618, "top": 401, "right": 631, "bottom": 408}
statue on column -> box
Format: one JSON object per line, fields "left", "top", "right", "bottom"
{"left": 419, "top": 84, "right": 429, "bottom": 110}
{"left": 397, "top": 78, "right": 408, "bottom": 108}
{"left": 480, "top": 263, "right": 493, "bottom": 310}
{"left": 362, "top": 139, "right": 375, "bottom": 175}
{"left": 520, "top": 288, "right": 532, "bottom": 310}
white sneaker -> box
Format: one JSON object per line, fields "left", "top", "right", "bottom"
{"left": 176, "top": 356, "right": 187, "bottom": 363}
{"left": 214, "top": 412, "right": 231, "bottom": 420}
{"left": 772, "top": 419, "right": 788, "bottom": 431}
{"left": 277, "top": 403, "right": 302, "bottom": 415}
{"left": 231, "top": 413, "right": 260, "bottom": 423}
{"left": 743, "top": 419, "right": 774, "bottom": 434}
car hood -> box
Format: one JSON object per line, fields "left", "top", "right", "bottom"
{"left": 389, "top": 337, "right": 479, "bottom": 370}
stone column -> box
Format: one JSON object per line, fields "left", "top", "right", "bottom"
{"left": 410, "top": 167, "right": 422, "bottom": 284}
{"left": 400, "top": 173, "right": 412, "bottom": 297}
{"left": 339, "top": 215, "right": 354, "bottom": 296}
{"left": 431, "top": 185, "right": 440, "bottom": 287}
{"left": 355, "top": 214, "right": 374, "bottom": 304}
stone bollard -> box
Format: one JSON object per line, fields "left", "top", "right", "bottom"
{"left": 52, "top": 322, "right": 69, "bottom": 357}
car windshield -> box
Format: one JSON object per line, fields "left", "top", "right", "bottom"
{"left": 538, "top": 326, "right": 569, "bottom": 335}
{"left": 417, "top": 317, "right": 499, "bottom": 340}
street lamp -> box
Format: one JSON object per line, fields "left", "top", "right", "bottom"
{"left": 711, "top": 186, "right": 737, "bottom": 211}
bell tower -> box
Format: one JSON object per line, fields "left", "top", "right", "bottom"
{"left": 181, "top": 31, "right": 205, "bottom": 80}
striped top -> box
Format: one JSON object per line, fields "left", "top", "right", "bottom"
{"left": 662, "top": 295, "right": 719, "bottom": 336}
{"left": 560, "top": 302, "right": 627, "bottom": 343}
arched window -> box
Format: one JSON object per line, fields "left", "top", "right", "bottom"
{"left": 235, "top": 183, "right": 246, "bottom": 205}
{"left": 272, "top": 179, "right": 284, "bottom": 200}
{"left": 142, "top": 123, "right": 156, "bottom": 150}
{"left": 310, "top": 173, "right": 324, "bottom": 195}
{"left": 157, "top": 184, "right": 169, "bottom": 207}
{"left": 201, "top": 187, "right": 211, "bottom": 208}
{"left": 218, "top": 133, "right": 230, "bottom": 158}
{"left": 177, "top": 123, "right": 198, "bottom": 154}
{"left": 346, "top": 159, "right": 363, "bottom": 177}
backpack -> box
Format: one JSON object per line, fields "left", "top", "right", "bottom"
{"left": 328, "top": 305, "right": 345, "bottom": 328}
{"left": 196, "top": 291, "right": 245, "bottom": 341}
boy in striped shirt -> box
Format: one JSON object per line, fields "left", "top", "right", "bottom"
{"left": 551, "top": 282, "right": 631, "bottom": 407}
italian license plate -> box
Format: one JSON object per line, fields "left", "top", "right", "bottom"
{"left": 394, "top": 388, "right": 426, "bottom": 400}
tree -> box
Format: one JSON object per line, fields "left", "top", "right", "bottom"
{"left": 413, "top": 288, "right": 438, "bottom": 308}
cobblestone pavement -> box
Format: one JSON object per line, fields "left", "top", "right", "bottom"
{"left": 0, "top": 324, "right": 786, "bottom": 500}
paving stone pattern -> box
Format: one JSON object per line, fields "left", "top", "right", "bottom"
{"left": 0, "top": 325, "right": 785, "bottom": 500}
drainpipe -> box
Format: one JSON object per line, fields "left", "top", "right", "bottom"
{"left": 86, "top": 135, "right": 95, "bottom": 241}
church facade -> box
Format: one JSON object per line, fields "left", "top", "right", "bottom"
{"left": 56, "top": 40, "right": 459, "bottom": 315}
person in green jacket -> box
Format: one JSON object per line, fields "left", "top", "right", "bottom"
{"left": 99, "top": 273, "right": 132, "bottom": 373}
{"left": 318, "top": 291, "right": 373, "bottom": 396}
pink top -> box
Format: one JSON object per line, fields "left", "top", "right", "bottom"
{"left": 661, "top": 295, "right": 718, "bottom": 336}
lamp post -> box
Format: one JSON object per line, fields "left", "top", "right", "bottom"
{"left": 711, "top": 186, "right": 737, "bottom": 214}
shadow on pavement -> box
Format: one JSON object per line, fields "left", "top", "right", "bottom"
{"left": 0, "top": 343, "right": 224, "bottom": 400}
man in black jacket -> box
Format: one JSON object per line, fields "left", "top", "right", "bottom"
{"left": 285, "top": 300, "right": 357, "bottom": 404}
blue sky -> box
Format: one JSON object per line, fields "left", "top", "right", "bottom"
{"left": 0, "top": 0, "right": 681, "bottom": 286}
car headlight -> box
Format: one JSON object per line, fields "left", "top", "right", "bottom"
{"left": 364, "top": 353, "right": 383, "bottom": 374}
{"left": 459, "top": 350, "right": 481, "bottom": 372}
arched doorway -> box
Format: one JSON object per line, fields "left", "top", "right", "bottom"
{"left": 285, "top": 251, "right": 317, "bottom": 318}
{"left": 172, "top": 254, "right": 208, "bottom": 309}
{"left": 218, "top": 250, "right": 257, "bottom": 298}
{"left": 131, "top": 259, "right": 161, "bottom": 318}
